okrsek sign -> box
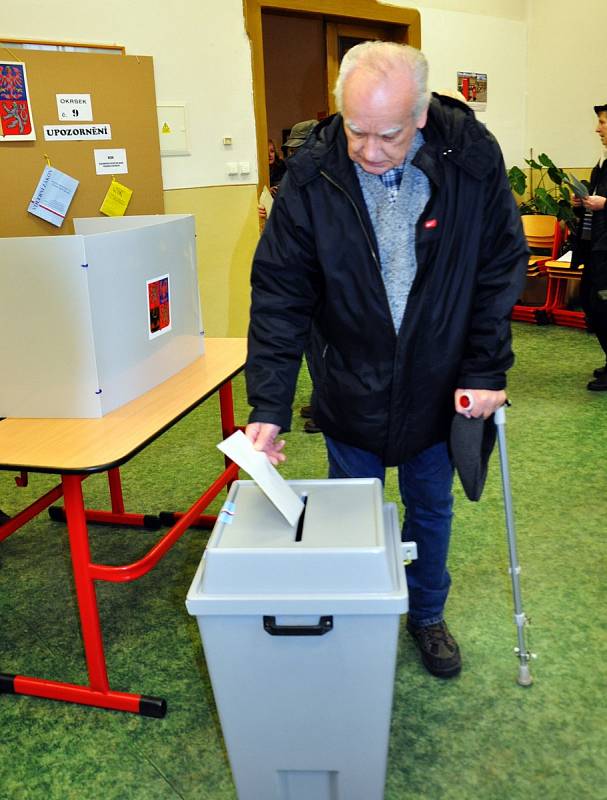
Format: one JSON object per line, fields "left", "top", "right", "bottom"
{"left": 56, "top": 93, "right": 93, "bottom": 121}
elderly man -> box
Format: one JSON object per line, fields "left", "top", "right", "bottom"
{"left": 246, "top": 42, "right": 527, "bottom": 678}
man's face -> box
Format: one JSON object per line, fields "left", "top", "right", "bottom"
{"left": 596, "top": 112, "right": 607, "bottom": 147}
{"left": 342, "top": 68, "right": 427, "bottom": 175}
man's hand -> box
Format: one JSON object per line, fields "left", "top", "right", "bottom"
{"left": 454, "top": 388, "right": 506, "bottom": 419}
{"left": 245, "top": 422, "right": 286, "bottom": 465}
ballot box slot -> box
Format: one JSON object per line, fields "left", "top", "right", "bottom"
{"left": 294, "top": 493, "right": 308, "bottom": 542}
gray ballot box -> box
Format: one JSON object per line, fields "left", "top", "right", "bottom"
{"left": 186, "top": 478, "right": 416, "bottom": 800}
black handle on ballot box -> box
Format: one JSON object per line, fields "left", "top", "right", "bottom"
{"left": 263, "top": 616, "right": 334, "bottom": 636}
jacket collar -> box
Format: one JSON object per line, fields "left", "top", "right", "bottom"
{"left": 287, "top": 93, "right": 495, "bottom": 189}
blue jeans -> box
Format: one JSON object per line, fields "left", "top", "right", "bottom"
{"left": 325, "top": 436, "right": 454, "bottom": 627}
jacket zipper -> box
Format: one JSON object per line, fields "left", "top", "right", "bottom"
{"left": 319, "top": 169, "right": 382, "bottom": 275}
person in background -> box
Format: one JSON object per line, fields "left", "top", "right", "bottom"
{"left": 572, "top": 103, "right": 607, "bottom": 391}
{"left": 245, "top": 41, "right": 527, "bottom": 679}
{"left": 268, "top": 139, "right": 286, "bottom": 196}
{"left": 260, "top": 121, "right": 317, "bottom": 215}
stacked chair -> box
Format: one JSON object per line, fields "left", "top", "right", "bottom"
{"left": 511, "top": 214, "right": 563, "bottom": 324}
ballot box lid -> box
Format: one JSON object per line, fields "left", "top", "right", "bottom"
{"left": 186, "top": 479, "right": 408, "bottom": 615}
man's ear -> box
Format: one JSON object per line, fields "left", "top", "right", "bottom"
{"left": 416, "top": 105, "right": 429, "bottom": 130}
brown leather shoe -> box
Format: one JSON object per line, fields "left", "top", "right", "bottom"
{"left": 407, "top": 620, "right": 462, "bottom": 678}
{"left": 587, "top": 374, "right": 607, "bottom": 391}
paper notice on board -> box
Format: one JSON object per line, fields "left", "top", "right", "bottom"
{"left": 100, "top": 178, "right": 133, "bottom": 216}
{"left": 56, "top": 93, "right": 93, "bottom": 122}
{"left": 28, "top": 166, "right": 79, "bottom": 227}
{"left": 217, "top": 430, "right": 304, "bottom": 526}
{"left": 94, "top": 148, "right": 128, "bottom": 175}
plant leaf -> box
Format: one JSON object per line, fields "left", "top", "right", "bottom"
{"left": 538, "top": 153, "right": 555, "bottom": 168}
{"left": 535, "top": 188, "right": 560, "bottom": 215}
{"left": 508, "top": 166, "right": 527, "bottom": 195}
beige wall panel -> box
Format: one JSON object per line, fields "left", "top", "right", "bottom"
{"left": 164, "top": 185, "right": 259, "bottom": 338}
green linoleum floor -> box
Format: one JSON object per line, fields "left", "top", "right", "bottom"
{"left": 0, "top": 323, "right": 606, "bottom": 800}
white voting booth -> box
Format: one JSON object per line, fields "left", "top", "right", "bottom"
{"left": 0, "top": 214, "right": 204, "bottom": 418}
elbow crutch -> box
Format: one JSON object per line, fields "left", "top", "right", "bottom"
{"left": 494, "top": 404, "right": 535, "bottom": 686}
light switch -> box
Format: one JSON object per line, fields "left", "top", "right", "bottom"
{"left": 239, "top": 161, "right": 250, "bottom": 175}
{"left": 227, "top": 162, "right": 238, "bottom": 175}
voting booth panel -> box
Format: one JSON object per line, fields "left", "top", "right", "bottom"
{"left": 0, "top": 214, "right": 204, "bottom": 418}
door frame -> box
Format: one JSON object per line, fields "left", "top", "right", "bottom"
{"left": 243, "top": 0, "right": 421, "bottom": 193}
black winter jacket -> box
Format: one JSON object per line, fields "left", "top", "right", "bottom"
{"left": 247, "top": 95, "right": 528, "bottom": 465}
{"left": 572, "top": 159, "right": 607, "bottom": 316}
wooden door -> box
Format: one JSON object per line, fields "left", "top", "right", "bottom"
{"left": 325, "top": 21, "right": 409, "bottom": 114}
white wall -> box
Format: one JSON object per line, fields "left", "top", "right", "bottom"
{"left": 527, "top": 0, "right": 606, "bottom": 168}
{"left": 391, "top": 0, "right": 526, "bottom": 20}
{"left": 6, "top": 0, "right": 607, "bottom": 190}
{"left": 383, "top": 1, "right": 527, "bottom": 167}
{"left": 2, "top": 0, "right": 258, "bottom": 190}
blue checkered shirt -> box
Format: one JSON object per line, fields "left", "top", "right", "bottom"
{"left": 379, "top": 164, "right": 405, "bottom": 202}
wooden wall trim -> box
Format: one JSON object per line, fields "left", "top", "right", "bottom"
{"left": 243, "top": 0, "right": 421, "bottom": 198}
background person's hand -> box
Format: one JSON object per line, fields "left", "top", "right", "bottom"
{"left": 245, "top": 422, "right": 286, "bottom": 465}
{"left": 582, "top": 194, "right": 607, "bottom": 212}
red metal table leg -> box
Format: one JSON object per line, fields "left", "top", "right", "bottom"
{"left": 1, "top": 473, "right": 166, "bottom": 716}
{"left": 219, "top": 380, "right": 236, "bottom": 440}
{"left": 62, "top": 473, "right": 111, "bottom": 694}
{"left": 108, "top": 467, "right": 125, "bottom": 513}
{"left": 1, "top": 483, "right": 63, "bottom": 543}
{"left": 48, "top": 466, "right": 161, "bottom": 529}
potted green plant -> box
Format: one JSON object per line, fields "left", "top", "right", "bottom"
{"left": 508, "top": 153, "right": 578, "bottom": 228}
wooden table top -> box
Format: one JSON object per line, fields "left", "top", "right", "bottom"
{"left": 0, "top": 338, "right": 247, "bottom": 475}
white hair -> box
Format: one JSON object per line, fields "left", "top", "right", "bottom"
{"left": 334, "top": 41, "right": 430, "bottom": 121}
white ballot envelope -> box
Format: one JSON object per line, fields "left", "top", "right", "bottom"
{"left": 259, "top": 185, "right": 274, "bottom": 218}
{"left": 217, "top": 430, "right": 304, "bottom": 526}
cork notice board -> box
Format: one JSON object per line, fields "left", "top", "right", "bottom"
{"left": 0, "top": 48, "right": 164, "bottom": 237}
